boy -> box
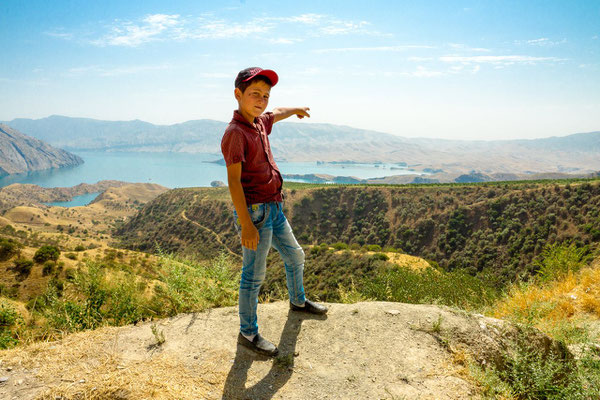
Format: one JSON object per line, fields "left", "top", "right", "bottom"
{"left": 221, "top": 67, "right": 328, "bottom": 357}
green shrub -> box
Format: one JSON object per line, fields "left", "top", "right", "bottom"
{"left": 366, "top": 244, "right": 382, "bottom": 252}
{"left": 0, "top": 301, "right": 22, "bottom": 349}
{"left": 42, "top": 260, "right": 56, "bottom": 276}
{"left": 473, "top": 329, "right": 600, "bottom": 399}
{"left": 332, "top": 242, "right": 348, "bottom": 250}
{"left": 13, "top": 258, "right": 34, "bottom": 276}
{"left": 65, "top": 267, "right": 77, "bottom": 281}
{"left": 0, "top": 238, "right": 21, "bottom": 261}
{"left": 535, "top": 242, "right": 591, "bottom": 282}
{"left": 74, "top": 245, "right": 86, "bottom": 252}
{"left": 0, "top": 224, "right": 16, "bottom": 235}
{"left": 151, "top": 252, "right": 238, "bottom": 316}
{"left": 362, "top": 266, "right": 499, "bottom": 310}
{"left": 65, "top": 253, "right": 78, "bottom": 260}
{"left": 371, "top": 253, "right": 389, "bottom": 261}
{"left": 33, "top": 245, "right": 60, "bottom": 263}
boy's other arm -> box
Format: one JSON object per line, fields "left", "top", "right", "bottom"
{"left": 272, "top": 107, "right": 310, "bottom": 123}
{"left": 226, "top": 162, "right": 260, "bottom": 251}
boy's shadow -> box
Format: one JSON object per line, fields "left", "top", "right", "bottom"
{"left": 222, "top": 310, "right": 327, "bottom": 400}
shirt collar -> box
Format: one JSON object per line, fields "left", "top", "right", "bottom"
{"left": 232, "top": 110, "right": 256, "bottom": 129}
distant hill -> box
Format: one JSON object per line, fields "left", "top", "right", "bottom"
{"left": 3, "top": 115, "right": 600, "bottom": 177}
{"left": 0, "top": 123, "right": 83, "bottom": 177}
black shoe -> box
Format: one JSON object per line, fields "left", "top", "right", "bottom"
{"left": 237, "top": 333, "right": 279, "bottom": 357}
{"left": 290, "top": 299, "right": 328, "bottom": 315}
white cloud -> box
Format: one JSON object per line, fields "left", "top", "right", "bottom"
{"left": 44, "top": 31, "right": 74, "bottom": 40}
{"left": 405, "top": 66, "right": 445, "bottom": 78}
{"left": 283, "top": 13, "right": 325, "bottom": 25}
{"left": 407, "top": 56, "right": 434, "bottom": 62}
{"left": 514, "top": 38, "right": 567, "bottom": 47}
{"left": 315, "top": 45, "right": 434, "bottom": 54}
{"left": 439, "top": 55, "right": 563, "bottom": 65}
{"left": 93, "top": 14, "right": 182, "bottom": 47}
{"left": 53, "top": 12, "right": 388, "bottom": 47}
{"left": 66, "top": 64, "right": 173, "bottom": 77}
{"left": 319, "top": 20, "right": 370, "bottom": 35}
{"left": 268, "top": 37, "right": 302, "bottom": 44}
{"left": 448, "top": 43, "right": 490, "bottom": 52}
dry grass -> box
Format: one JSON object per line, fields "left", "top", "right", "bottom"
{"left": 490, "top": 260, "right": 600, "bottom": 341}
{"left": 1, "top": 326, "right": 218, "bottom": 399}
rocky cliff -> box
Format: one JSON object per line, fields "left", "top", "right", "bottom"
{"left": 0, "top": 123, "right": 83, "bottom": 177}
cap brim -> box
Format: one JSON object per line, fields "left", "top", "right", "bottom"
{"left": 258, "top": 69, "right": 278, "bottom": 86}
{"left": 244, "top": 69, "right": 278, "bottom": 86}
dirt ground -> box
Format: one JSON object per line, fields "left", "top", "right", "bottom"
{"left": 0, "top": 301, "right": 497, "bottom": 400}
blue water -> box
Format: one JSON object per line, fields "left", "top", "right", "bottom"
{"left": 44, "top": 192, "right": 102, "bottom": 207}
{"left": 0, "top": 150, "right": 420, "bottom": 190}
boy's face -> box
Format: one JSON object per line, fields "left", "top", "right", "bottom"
{"left": 235, "top": 80, "right": 271, "bottom": 123}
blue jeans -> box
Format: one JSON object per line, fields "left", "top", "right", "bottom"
{"left": 233, "top": 201, "right": 306, "bottom": 336}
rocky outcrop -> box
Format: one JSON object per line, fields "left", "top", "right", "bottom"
{"left": 0, "top": 123, "right": 83, "bottom": 177}
{"left": 0, "top": 301, "right": 572, "bottom": 399}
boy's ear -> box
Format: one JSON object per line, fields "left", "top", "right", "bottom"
{"left": 234, "top": 87, "right": 242, "bottom": 101}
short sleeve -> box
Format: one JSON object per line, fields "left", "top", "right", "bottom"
{"left": 258, "top": 112, "right": 275, "bottom": 136}
{"left": 221, "top": 128, "right": 246, "bottom": 166}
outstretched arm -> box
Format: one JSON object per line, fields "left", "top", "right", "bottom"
{"left": 272, "top": 107, "right": 310, "bottom": 123}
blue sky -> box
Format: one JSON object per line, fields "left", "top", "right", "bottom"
{"left": 1, "top": 0, "right": 599, "bottom": 140}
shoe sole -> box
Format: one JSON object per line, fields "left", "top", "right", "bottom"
{"left": 237, "top": 337, "right": 279, "bottom": 357}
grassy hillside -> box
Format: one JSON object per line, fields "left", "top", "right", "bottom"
{"left": 115, "top": 179, "right": 600, "bottom": 286}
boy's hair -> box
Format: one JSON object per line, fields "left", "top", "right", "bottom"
{"left": 236, "top": 75, "right": 272, "bottom": 93}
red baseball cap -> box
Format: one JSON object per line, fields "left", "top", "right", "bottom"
{"left": 235, "top": 67, "right": 279, "bottom": 88}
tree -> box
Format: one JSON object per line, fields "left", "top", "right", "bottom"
{"left": 33, "top": 245, "right": 60, "bottom": 263}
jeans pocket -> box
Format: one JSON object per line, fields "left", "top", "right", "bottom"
{"left": 248, "top": 203, "right": 268, "bottom": 228}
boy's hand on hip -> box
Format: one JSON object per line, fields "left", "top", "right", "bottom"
{"left": 241, "top": 223, "right": 260, "bottom": 251}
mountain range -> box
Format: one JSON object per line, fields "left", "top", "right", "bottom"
{"left": 3, "top": 115, "right": 600, "bottom": 178}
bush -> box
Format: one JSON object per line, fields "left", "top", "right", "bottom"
{"left": 13, "top": 258, "right": 33, "bottom": 276}
{"left": 65, "top": 253, "right": 78, "bottom": 260}
{"left": 366, "top": 244, "right": 382, "bottom": 252}
{"left": 150, "top": 251, "right": 238, "bottom": 316}
{"left": 42, "top": 261, "right": 56, "bottom": 276}
{"left": 1, "top": 224, "right": 16, "bottom": 235}
{"left": 473, "top": 329, "right": 599, "bottom": 399}
{"left": 362, "top": 266, "right": 499, "bottom": 310}
{"left": 33, "top": 245, "right": 60, "bottom": 263}
{"left": 371, "top": 253, "right": 389, "bottom": 261}
{"left": 0, "top": 238, "right": 21, "bottom": 261}
{"left": 65, "top": 268, "right": 77, "bottom": 281}
{"left": 332, "top": 242, "right": 348, "bottom": 250}
{"left": 0, "top": 301, "right": 22, "bottom": 349}
{"left": 74, "top": 245, "right": 86, "bottom": 252}
{"left": 535, "top": 242, "right": 591, "bottom": 282}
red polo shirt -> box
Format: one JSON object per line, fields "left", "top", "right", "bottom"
{"left": 221, "top": 110, "right": 283, "bottom": 205}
